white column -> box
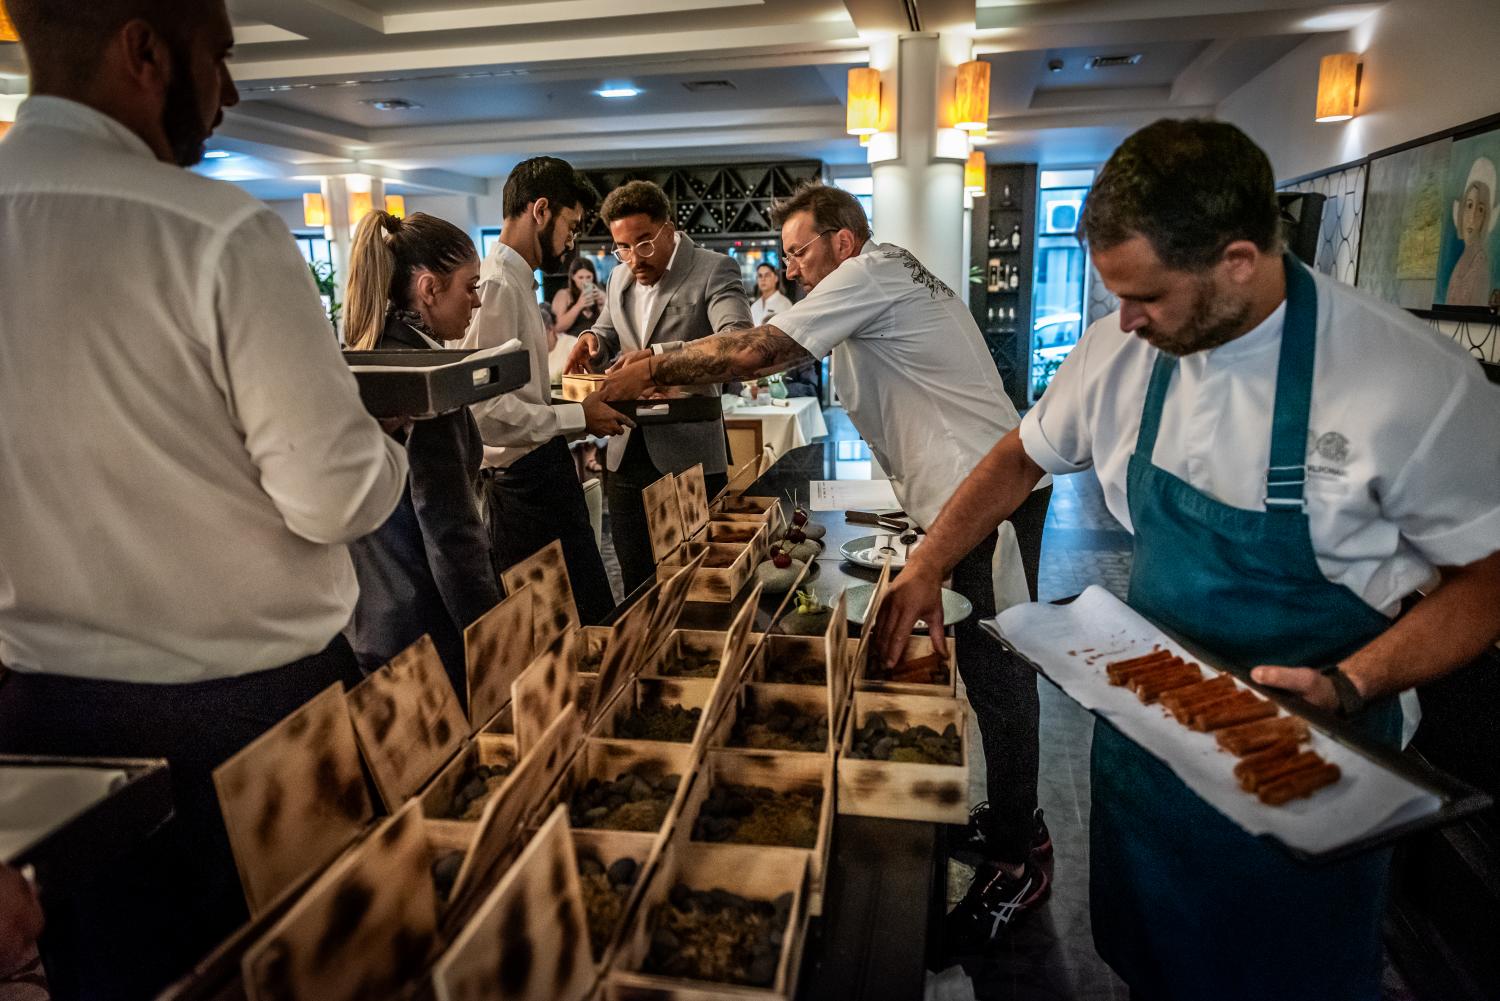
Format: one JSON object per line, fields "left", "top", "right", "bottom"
{"left": 867, "top": 32, "right": 971, "bottom": 293}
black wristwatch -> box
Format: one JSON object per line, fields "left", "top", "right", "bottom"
{"left": 1320, "top": 665, "right": 1367, "bottom": 718}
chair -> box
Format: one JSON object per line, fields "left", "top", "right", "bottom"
{"left": 724, "top": 418, "right": 765, "bottom": 484}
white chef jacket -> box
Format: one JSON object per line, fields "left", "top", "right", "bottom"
{"left": 1021, "top": 267, "right": 1500, "bottom": 616}
{"left": 0, "top": 97, "right": 408, "bottom": 683}
{"left": 751, "top": 290, "right": 793, "bottom": 327}
{"left": 463, "top": 241, "right": 586, "bottom": 468}
{"left": 772, "top": 241, "right": 1040, "bottom": 530}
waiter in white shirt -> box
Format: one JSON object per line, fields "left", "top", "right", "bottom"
{"left": 462, "top": 157, "right": 628, "bottom": 624}
{"left": 879, "top": 119, "right": 1500, "bottom": 1000}
{"left": 750, "top": 262, "right": 794, "bottom": 326}
{"left": 0, "top": 2, "right": 408, "bottom": 996}
{"left": 602, "top": 182, "right": 1056, "bottom": 934}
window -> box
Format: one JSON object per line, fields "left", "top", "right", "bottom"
{"left": 478, "top": 227, "right": 502, "bottom": 259}
{"left": 292, "top": 231, "right": 333, "bottom": 268}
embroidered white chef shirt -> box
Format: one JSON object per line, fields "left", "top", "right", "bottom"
{"left": 1021, "top": 266, "right": 1500, "bottom": 615}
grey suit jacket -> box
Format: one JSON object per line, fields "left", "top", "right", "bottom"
{"left": 591, "top": 233, "right": 752, "bottom": 475}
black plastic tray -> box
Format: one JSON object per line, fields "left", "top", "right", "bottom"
{"left": 608, "top": 394, "right": 723, "bottom": 424}
{"left": 981, "top": 601, "right": 1493, "bottom": 864}
{"left": 2, "top": 755, "right": 173, "bottom": 886}
{"left": 344, "top": 346, "right": 530, "bottom": 418}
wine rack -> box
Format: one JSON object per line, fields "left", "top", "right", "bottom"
{"left": 969, "top": 163, "right": 1038, "bottom": 410}
{"left": 577, "top": 161, "right": 822, "bottom": 242}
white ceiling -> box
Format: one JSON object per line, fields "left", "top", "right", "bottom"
{"left": 2, "top": 0, "right": 1389, "bottom": 196}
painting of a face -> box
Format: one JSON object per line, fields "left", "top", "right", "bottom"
{"left": 1461, "top": 182, "right": 1490, "bottom": 243}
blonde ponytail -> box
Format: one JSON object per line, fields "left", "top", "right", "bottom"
{"left": 343, "top": 211, "right": 402, "bottom": 350}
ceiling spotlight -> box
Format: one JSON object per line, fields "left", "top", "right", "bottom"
{"left": 361, "top": 98, "right": 422, "bottom": 111}
{"left": 202, "top": 150, "right": 234, "bottom": 160}
{"left": 596, "top": 85, "right": 642, "bottom": 99}
{"left": 1047, "top": 59, "right": 1064, "bottom": 73}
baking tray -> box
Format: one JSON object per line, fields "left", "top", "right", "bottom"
{"left": 343, "top": 341, "right": 529, "bottom": 418}
{"left": 981, "top": 597, "right": 1492, "bottom": 864}
{"left": 1, "top": 754, "right": 173, "bottom": 886}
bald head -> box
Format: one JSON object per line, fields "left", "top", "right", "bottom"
{"left": 8, "top": 0, "right": 238, "bottom": 166}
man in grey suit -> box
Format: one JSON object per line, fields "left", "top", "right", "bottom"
{"left": 565, "top": 180, "right": 752, "bottom": 590}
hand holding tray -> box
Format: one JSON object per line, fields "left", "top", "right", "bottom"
{"left": 985, "top": 586, "right": 1489, "bottom": 861}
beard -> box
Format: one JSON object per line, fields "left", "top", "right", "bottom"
{"left": 537, "top": 215, "right": 573, "bottom": 273}
{"left": 162, "top": 42, "right": 212, "bottom": 167}
{"left": 1137, "top": 274, "right": 1251, "bottom": 357}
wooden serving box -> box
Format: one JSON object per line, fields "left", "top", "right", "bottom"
{"left": 656, "top": 535, "right": 762, "bottom": 603}
{"left": 703, "top": 520, "right": 764, "bottom": 545}
{"left": 853, "top": 633, "right": 958, "bottom": 698}
{"left": 545, "top": 737, "right": 698, "bottom": 840}
{"left": 711, "top": 494, "right": 780, "bottom": 524}
{"left": 639, "top": 628, "right": 732, "bottom": 681}
{"left": 837, "top": 691, "right": 972, "bottom": 825}
{"left": 593, "top": 676, "right": 719, "bottom": 747}
{"left": 605, "top": 842, "right": 810, "bottom": 1001}
{"left": 570, "top": 826, "right": 660, "bottom": 968}
{"left": 708, "top": 682, "right": 835, "bottom": 761}
{"left": 562, "top": 372, "right": 609, "bottom": 403}
{"left": 677, "top": 747, "right": 835, "bottom": 916}
{"left": 432, "top": 805, "right": 597, "bottom": 1001}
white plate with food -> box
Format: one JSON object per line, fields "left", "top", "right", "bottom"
{"left": 844, "top": 582, "right": 972, "bottom": 628}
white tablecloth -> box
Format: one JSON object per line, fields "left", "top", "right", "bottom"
{"left": 722, "top": 395, "right": 829, "bottom": 458}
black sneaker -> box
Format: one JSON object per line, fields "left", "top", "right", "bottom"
{"left": 944, "top": 856, "right": 1052, "bottom": 951}
{"left": 953, "top": 804, "right": 1052, "bottom": 864}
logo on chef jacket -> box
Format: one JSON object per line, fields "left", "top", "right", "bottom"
{"left": 1306, "top": 431, "right": 1350, "bottom": 478}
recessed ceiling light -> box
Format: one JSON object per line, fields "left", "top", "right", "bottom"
{"left": 682, "top": 79, "right": 736, "bottom": 93}
{"left": 596, "top": 86, "right": 642, "bottom": 99}
{"left": 361, "top": 98, "right": 422, "bottom": 111}
{"left": 202, "top": 150, "right": 234, "bottom": 159}
{"left": 1087, "top": 54, "right": 1143, "bottom": 69}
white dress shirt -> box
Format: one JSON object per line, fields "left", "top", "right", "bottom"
{"left": 0, "top": 97, "right": 408, "bottom": 683}
{"left": 1021, "top": 268, "right": 1500, "bottom": 615}
{"left": 751, "top": 290, "right": 793, "bottom": 327}
{"left": 773, "top": 242, "right": 1035, "bottom": 530}
{"left": 636, "top": 232, "right": 683, "bottom": 354}
{"left": 463, "top": 241, "right": 586, "bottom": 468}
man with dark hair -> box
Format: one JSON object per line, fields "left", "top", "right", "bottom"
{"left": 880, "top": 118, "right": 1500, "bottom": 999}
{"left": 564, "top": 179, "right": 753, "bottom": 591}
{"left": 0, "top": 1, "right": 408, "bottom": 996}
{"left": 602, "top": 181, "right": 1056, "bottom": 936}
{"left": 462, "top": 155, "right": 625, "bottom": 624}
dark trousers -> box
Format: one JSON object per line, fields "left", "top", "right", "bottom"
{"left": 606, "top": 433, "right": 728, "bottom": 594}
{"left": 0, "top": 637, "right": 359, "bottom": 1001}
{"left": 486, "top": 435, "right": 615, "bottom": 625}
{"left": 950, "top": 485, "right": 1052, "bottom": 863}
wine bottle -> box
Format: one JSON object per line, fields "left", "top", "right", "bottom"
{"left": 1009, "top": 224, "right": 1021, "bottom": 250}
{"left": 987, "top": 259, "right": 1001, "bottom": 292}
{"left": 1008, "top": 264, "right": 1020, "bottom": 290}
{"left": 987, "top": 224, "right": 999, "bottom": 251}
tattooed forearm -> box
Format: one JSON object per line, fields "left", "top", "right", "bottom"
{"left": 654, "top": 325, "right": 814, "bottom": 385}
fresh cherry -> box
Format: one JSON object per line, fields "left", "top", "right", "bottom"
{"left": 772, "top": 551, "right": 793, "bottom": 569}
{"left": 792, "top": 508, "right": 809, "bottom": 527}
{"left": 787, "top": 527, "right": 806, "bottom": 544}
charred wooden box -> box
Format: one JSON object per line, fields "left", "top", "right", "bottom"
{"left": 548, "top": 738, "right": 696, "bottom": 838}
{"left": 677, "top": 748, "right": 835, "bottom": 916}
{"left": 594, "top": 676, "right": 717, "bottom": 746}
{"left": 605, "top": 842, "right": 810, "bottom": 1001}
{"left": 853, "top": 633, "right": 957, "bottom": 698}
{"left": 657, "top": 534, "right": 762, "bottom": 603}
{"left": 837, "top": 691, "right": 971, "bottom": 825}
{"left": 561, "top": 372, "right": 608, "bottom": 403}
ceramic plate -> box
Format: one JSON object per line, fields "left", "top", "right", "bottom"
{"left": 844, "top": 582, "right": 973, "bottom": 627}
{"left": 839, "top": 533, "right": 923, "bottom": 571}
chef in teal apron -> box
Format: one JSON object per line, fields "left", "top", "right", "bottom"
{"left": 878, "top": 118, "right": 1500, "bottom": 997}
{"left": 1088, "top": 253, "right": 1399, "bottom": 1001}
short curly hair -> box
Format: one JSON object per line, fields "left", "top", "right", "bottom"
{"left": 600, "top": 180, "right": 672, "bottom": 225}
{"left": 1081, "top": 118, "right": 1281, "bottom": 271}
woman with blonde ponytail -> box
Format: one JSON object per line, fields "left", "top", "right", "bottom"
{"left": 343, "top": 210, "right": 499, "bottom": 703}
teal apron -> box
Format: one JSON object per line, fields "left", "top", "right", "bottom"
{"left": 1090, "top": 255, "right": 1402, "bottom": 1001}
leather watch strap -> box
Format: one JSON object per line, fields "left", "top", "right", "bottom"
{"left": 1320, "top": 665, "right": 1366, "bottom": 718}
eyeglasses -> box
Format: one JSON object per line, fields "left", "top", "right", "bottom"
{"left": 784, "top": 229, "right": 837, "bottom": 262}
{"left": 611, "top": 221, "right": 670, "bottom": 263}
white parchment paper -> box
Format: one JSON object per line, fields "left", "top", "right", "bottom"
{"left": 0, "top": 766, "right": 130, "bottom": 862}
{"left": 992, "top": 586, "right": 1441, "bottom": 855}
